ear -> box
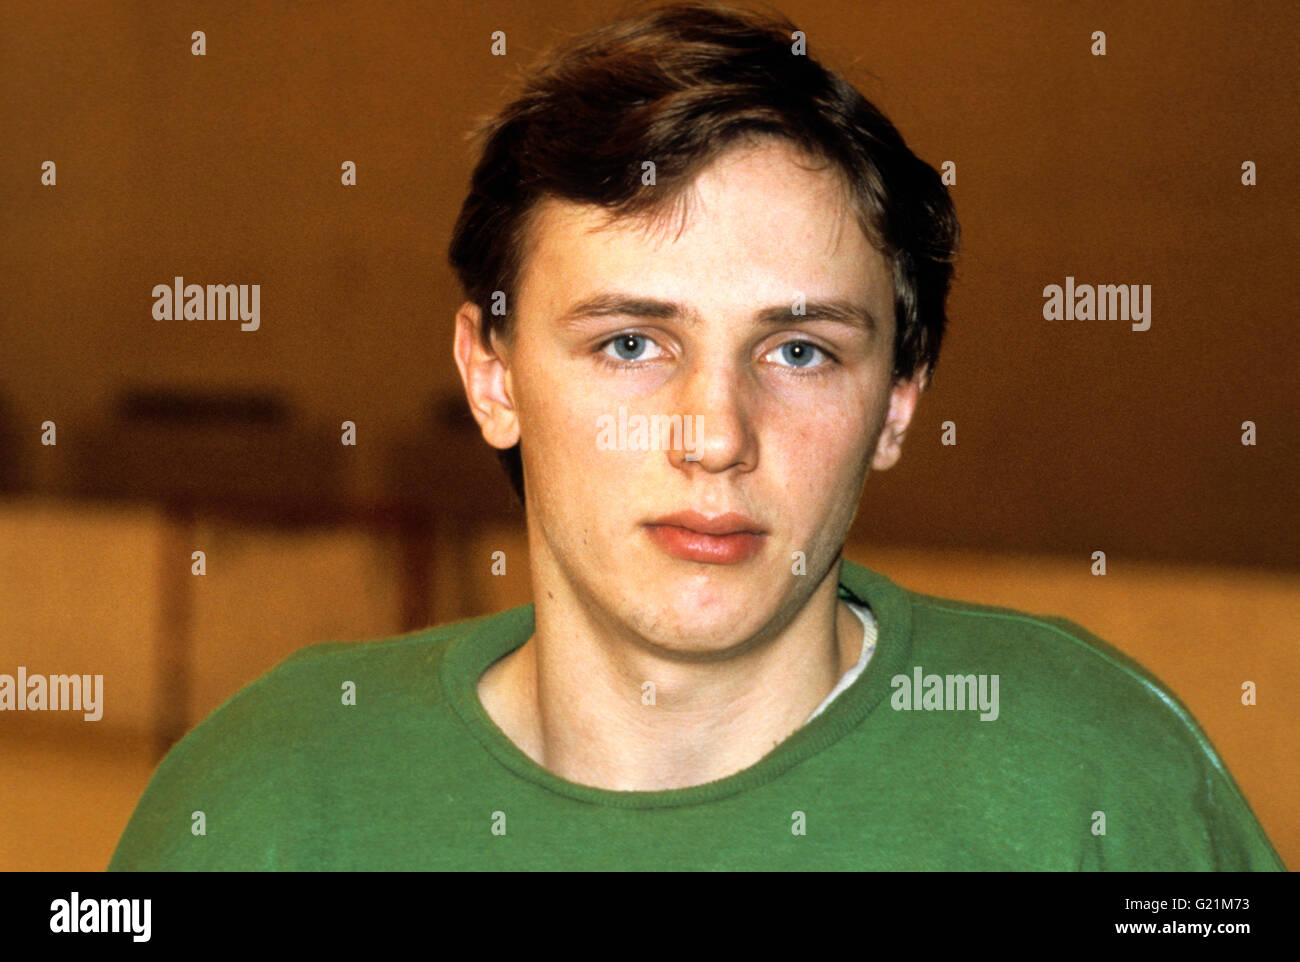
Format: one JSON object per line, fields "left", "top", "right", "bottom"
{"left": 870, "top": 369, "right": 925, "bottom": 471}
{"left": 453, "top": 302, "right": 520, "bottom": 450}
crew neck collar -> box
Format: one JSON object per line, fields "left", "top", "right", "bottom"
{"left": 440, "top": 557, "right": 914, "bottom": 809}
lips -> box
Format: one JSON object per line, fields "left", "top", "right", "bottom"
{"left": 644, "top": 510, "right": 767, "bottom": 564}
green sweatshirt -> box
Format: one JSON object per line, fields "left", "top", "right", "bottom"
{"left": 108, "top": 558, "right": 1286, "bottom": 871}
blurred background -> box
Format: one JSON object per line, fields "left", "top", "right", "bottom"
{"left": 1, "top": 0, "right": 1296, "bottom": 871}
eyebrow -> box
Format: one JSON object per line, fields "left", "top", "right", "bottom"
{"left": 555, "top": 291, "right": 879, "bottom": 335}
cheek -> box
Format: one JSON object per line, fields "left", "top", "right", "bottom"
{"left": 777, "top": 435, "right": 865, "bottom": 525}
{"left": 513, "top": 354, "right": 642, "bottom": 515}
{"left": 770, "top": 416, "right": 873, "bottom": 562}
{"left": 768, "top": 392, "right": 876, "bottom": 494}
{"left": 513, "top": 340, "right": 585, "bottom": 454}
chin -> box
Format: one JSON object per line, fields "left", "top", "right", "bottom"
{"left": 641, "top": 574, "right": 774, "bottom": 636}
{"left": 634, "top": 614, "right": 762, "bottom": 659}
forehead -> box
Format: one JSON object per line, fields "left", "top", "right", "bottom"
{"left": 515, "top": 140, "right": 894, "bottom": 329}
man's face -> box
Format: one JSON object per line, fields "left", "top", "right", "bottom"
{"left": 460, "top": 137, "right": 921, "bottom": 656}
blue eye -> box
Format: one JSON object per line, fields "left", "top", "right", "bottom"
{"left": 613, "top": 334, "right": 646, "bottom": 360}
{"left": 769, "top": 340, "right": 825, "bottom": 368}
{"left": 601, "top": 333, "right": 663, "bottom": 362}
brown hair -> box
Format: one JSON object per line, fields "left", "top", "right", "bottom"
{"left": 448, "top": 0, "right": 960, "bottom": 505}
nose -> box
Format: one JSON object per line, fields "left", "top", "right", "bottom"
{"left": 666, "top": 358, "right": 759, "bottom": 474}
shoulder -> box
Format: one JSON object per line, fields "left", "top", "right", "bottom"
{"left": 895, "top": 586, "right": 1207, "bottom": 752}
{"left": 909, "top": 591, "right": 1184, "bottom": 710}
{"left": 176, "top": 611, "right": 490, "bottom": 750}
{"left": 845, "top": 559, "right": 1188, "bottom": 721}
{"left": 107, "top": 609, "right": 513, "bottom": 871}
{"left": 883, "top": 580, "right": 1285, "bottom": 870}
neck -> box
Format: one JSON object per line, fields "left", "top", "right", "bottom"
{"left": 477, "top": 557, "right": 864, "bottom": 791}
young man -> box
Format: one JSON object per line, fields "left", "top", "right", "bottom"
{"left": 110, "top": 2, "right": 1284, "bottom": 870}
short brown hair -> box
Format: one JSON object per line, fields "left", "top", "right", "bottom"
{"left": 448, "top": 0, "right": 960, "bottom": 505}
